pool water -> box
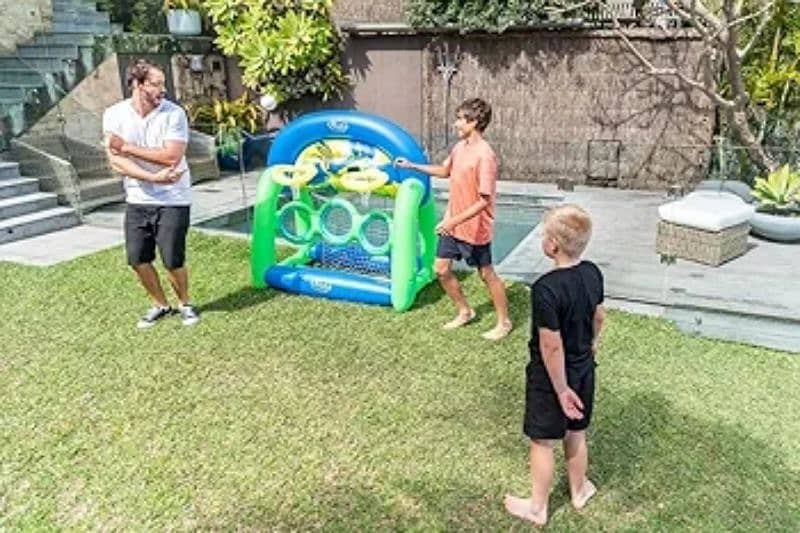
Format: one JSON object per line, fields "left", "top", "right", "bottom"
{"left": 196, "top": 193, "right": 550, "bottom": 265}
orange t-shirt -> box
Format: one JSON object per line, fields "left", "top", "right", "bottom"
{"left": 444, "top": 138, "right": 498, "bottom": 245}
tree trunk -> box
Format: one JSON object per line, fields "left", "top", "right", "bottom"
{"left": 726, "top": 108, "right": 778, "bottom": 172}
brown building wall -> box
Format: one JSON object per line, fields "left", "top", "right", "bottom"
{"left": 345, "top": 35, "right": 425, "bottom": 141}
{"left": 421, "top": 30, "right": 715, "bottom": 189}
{"left": 223, "top": 25, "right": 714, "bottom": 189}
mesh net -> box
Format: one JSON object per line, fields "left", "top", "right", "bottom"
{"left": 275, "top": 189, "right": 401, "bottom": 280}
{"left": 319, "top": 202, "right": 353, "bottom": 241}
{"left": 361, "top": 214, "right": 391, "bottom": 249}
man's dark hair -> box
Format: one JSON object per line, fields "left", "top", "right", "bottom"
{"left": 126, "top": 58, "right": 164, "bottom": 89}
{"left": 456, "top": 98, "right": 492, "bottom": 132}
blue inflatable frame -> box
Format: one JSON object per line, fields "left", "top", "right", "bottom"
{"left": 250, "top": 110, "right": 438, "bottom": 311}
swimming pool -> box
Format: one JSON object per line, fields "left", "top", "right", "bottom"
{"left": 196, "top": 192, "right": 553, "bottom": 265}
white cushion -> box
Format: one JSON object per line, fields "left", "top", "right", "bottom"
{"left": 658, "top": 191, "right": 755, "bottom": 232}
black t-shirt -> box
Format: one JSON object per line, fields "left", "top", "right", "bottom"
{"left": 529, "top": 261, "right": 604, "bottom": 372}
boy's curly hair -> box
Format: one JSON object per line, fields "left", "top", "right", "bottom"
{"left": 456, "top": 98, "right": 492, "bottom": 132}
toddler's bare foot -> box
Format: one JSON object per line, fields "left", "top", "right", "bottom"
{"left": 503, "top": 495, "right": 547, "bottom": 526}
{"left": 571, "top": 479, "right": 597, "bottom": 510}
{"left": 442, "top": 308, "right": 476, "bottom": 330}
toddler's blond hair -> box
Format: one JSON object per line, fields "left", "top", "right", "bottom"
{"left": 541, "top": 204, "right": 592, "bottom": 259}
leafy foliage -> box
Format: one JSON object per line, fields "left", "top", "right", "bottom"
{"left": 751, "top": 164, "right": 800, "bottom": 214}
{"left": 97, "top": 0, "right": 168, "bottom": 34}
{"left": 738, "top": 1, "right": 800, "bottom": 147}
{"left": 406, "top": 0, "right": 597, "bottom": 32}
{"left": 202, "top": 0, "right": 347, "bottom": 104}
{"left": 163, "top": 0, "right": 205, "bottom": 10}
{"left": 186, "top": 95, "right": 266, "bottom": 155}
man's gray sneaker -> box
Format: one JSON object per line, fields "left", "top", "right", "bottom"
{"left": 179, "top": 304, "right": 200, "bottom": 326}
{"left": 137, "top": 306, "right": 172, "bottom": 329}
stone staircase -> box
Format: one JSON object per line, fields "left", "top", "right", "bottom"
{"left": 0, "top": 0, "right": 114, "bottom": 243}
{"left": 0, "top": 0, "right": 113, "bottom": 146}
{"left": 0, "top": 161, "right": 79, "bottom": 245}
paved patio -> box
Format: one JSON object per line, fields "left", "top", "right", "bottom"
{"left": 493, "top": 181, "right": 799, "bottom": 353}
{"left": 1, "top": 171, "right": 797, "bottom": 352}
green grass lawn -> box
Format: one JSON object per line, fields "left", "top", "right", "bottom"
{"left": 1, "top": 232, "right": 798, "bottom": 531}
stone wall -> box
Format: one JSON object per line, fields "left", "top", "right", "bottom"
{"left": 0, "top": 0, "right": 52, "bottom": 53}
{"left": 421, "top": 30, "right": 715, "bottom": 189}
{"left": 27, "top": 54, "right": 125, "bottom": 147}
{"left": 333, "top": 0, "right": 407, "bottom": 23}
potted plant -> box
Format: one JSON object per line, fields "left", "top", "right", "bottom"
{"left": 164, "top": 0, "right": 203, "bottom": 36}
{"left": 749, "top": 165, "right": 800, "bottom": 242}
{"left": 186, "top": 95, "right": 276, "bottom": 171}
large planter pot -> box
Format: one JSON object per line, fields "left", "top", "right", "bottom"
{"left": 166, "top": 9, "right": 202, "bottom": 36}
{"left": 217, "top": 130, "right": 277, "bottom": 172}
{"left": 750, "top": 211, "right": 800, "bottom": 242}
{"left": 694, "top": 179, "right": 755, "bottom": 203}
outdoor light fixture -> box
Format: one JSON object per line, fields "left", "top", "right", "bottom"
{"left": 188, "top": 54, "right": 204, "bottom": 73}
{"left": 260, "top": 94, "right": 277, "bottom": 111}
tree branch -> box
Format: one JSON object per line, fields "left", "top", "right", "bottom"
{"left": 664, "top": 0, "right": 710, "bottom": 40}
{"left": 544, "top": 0, "right": 599, "bottom": 17}
{"left": 736, "top": 1, "right": 775, "bottom": 60}
{"left": 674, "top": 0, "right": 724, "bottom": 34}
{"left": 613, "top": 25, "right": 735, "bottom": 108}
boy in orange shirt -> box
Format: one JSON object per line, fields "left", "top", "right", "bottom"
{"left": 396, "top": 98, "right": 512, "bottom": 340}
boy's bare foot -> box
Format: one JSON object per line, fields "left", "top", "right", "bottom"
{"left": 504, "top": 495, "right": 547, "bottom": 526}
{"left": 571, "top": 479, "right": 597, "bottom": 510}
{"left": 481, "top": 320, "right": 513, "bottom": 341}
{"left": 442, "top": 308, "right": 476, "bottom": 330}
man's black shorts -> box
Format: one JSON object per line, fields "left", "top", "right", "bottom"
{"left": 436, "top": 234, "right": 492, "bottom": 267}
{"left": 125, "top": 204, "right": 190, "bottom": 270}
{"left": 523, "top": 361, "right": 596, "bottom": 440}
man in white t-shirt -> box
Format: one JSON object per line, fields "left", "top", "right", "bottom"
{"left": 103, "top": 58, "right": 200, "bottom": 328}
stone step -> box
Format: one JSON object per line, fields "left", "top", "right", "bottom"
{"left": 0, "top": 56, "right": 69, "bottom": 71}
{"left": 0, "top": 206, "right": 80, "bottom": 245}
{"left": 50, "top": 21, "right": 112, "bottom": 34}
{"left": 17, "top": 44, "right": 79, "bottom": 59}
{"left": 33, "top": 33, "right": 96, "bottom": 47}
{"left": 0, "top": 69, "right": 50, "bottom": 86}
{"left": 0, "top": 162, "right": 21, "bottom": 180}
{"left": 0, "top": 192, "right": 59, "bottom": 221}
{"left": 79, "top": 176, "right": 123, "bottom": 202}
{"left": 0, "top": 177, "right": 39, "bottom": 199}
{"left": 0, "top": 79, "right": 46, "bottom": 90}
{"left": 0, "top": 86, "right": 24, "bottom": 99}
{"left": 53, "top": 11, "right": 110, "bottom": 26}
{"left": 52, "top": 7, "right": 103, "bottom": 19}
{"left": 80, "top": 194, "right": 125, "bottom": 214}
{"left": 52, "top": 0, "right": 98, "bottom": 9}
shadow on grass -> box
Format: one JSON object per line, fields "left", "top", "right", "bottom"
{"left": 410, "top": 271, "right": 473, "bottom": 311}
{"left": 482, "top": 388, "right": 799, "bottom": 530}
{"left": 562, "top": 392, "right": 798, "bottom": 529}
{"left": 198, "top": 286, "right": 278, "bottom": 313}
{"left": 413, "top": 272, "right": 530, "bottom": 325}
{"left": 471, "top": 282, "right": 529, "bottom": 327}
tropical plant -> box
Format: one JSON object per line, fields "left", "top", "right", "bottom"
{"left": 406, "top": 0, "right": 597, "bottom": 32}
{"left": 751, "top": 165, "right": 800, "bottom": 214}
{"left": 202, "top": 0, "right": 347, "bottom": 104}
{"left": 163, "top": 0, "right": 204, "bottom": 11}
{"left": 186, "top": 95, "right": 266, "bottom": 156}
{"left": 739, "top": 1, "right": 800, "bottom": 149}
{"left": 98, "top": 0, "right": 167, "bottom": 33}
